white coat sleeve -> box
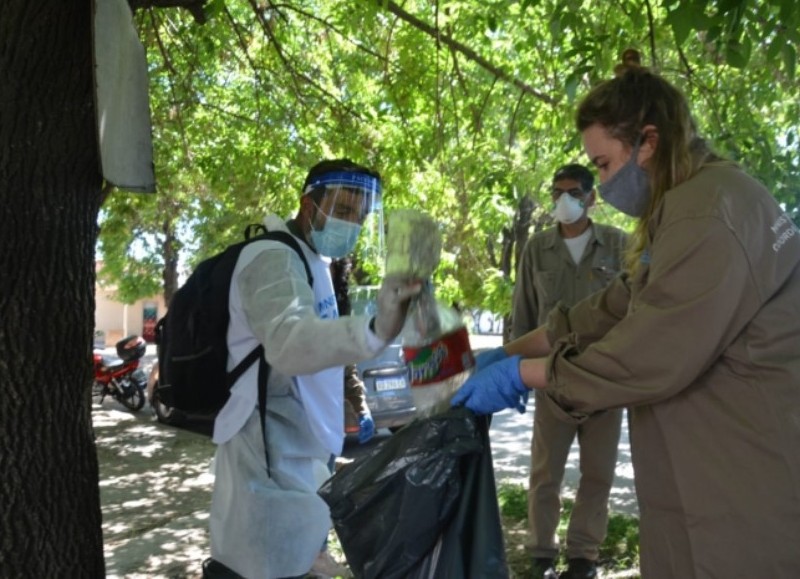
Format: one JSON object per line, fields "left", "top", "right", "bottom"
{"left": 236, "top": 246, "right": 384, "bottom": 377}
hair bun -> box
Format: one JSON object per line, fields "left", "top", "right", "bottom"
{"left": 614, "top": 48, "right": 643, "bottom": 77}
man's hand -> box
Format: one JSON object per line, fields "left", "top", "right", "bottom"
{"left": 474, "top": 346, "right": 507, "bottom": 371}
{"left": 373, "top": 276, "right": 422, "bottom": 342}
{"left": 450, "top": 355, "right": 529, "bottom": 415}
{"left": 358, "top": 413, "right": 375, "bottom": 444}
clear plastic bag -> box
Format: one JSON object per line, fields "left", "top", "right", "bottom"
{"left": 400, "top": 282, "right": 474, "bottom": 417}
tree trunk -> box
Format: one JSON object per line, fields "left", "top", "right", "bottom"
{"left": 0, "top": 2, "right": 105, "bottom": 576}
{"left": 497, "top": 194, "right": 536, "bottom": 343}
{"left": 162, "top": 217, "right": 180, "bottom": 306}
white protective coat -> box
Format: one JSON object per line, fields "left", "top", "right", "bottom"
{"left": 210, "top": 215, "right": 385, "bottom": 578}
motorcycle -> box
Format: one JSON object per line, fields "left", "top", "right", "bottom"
{"left": 92, "top": 335, "right": 148, "bottom": 411}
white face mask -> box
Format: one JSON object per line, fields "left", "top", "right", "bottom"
{"left": 552, "top": 194, "right": 585, "bottom": 224}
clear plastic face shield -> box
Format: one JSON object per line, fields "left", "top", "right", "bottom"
{"left": 304, "top": 171, "right": 384, "bottom": 269}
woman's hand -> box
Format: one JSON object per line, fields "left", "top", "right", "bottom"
{"left": 451, "top": 355, "right": 529, "bottom": 415}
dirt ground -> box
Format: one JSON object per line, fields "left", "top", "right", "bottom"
{"left": 94, "top": 401, "right": 216, "bottom": 578}
{"left": 94, "top": 400, "right": 537, "bottom": 578}
{"left": 94, "top": 398, "right": 643, "bottom": 578}
{"left": 95, "top": 402, "right": 530, "bottom": 578}
{"left": 94, "top": 338, "right": 638, "bottom": 578}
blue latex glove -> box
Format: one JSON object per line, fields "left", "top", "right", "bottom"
{"left": 451, "top": 355, "right": 529, "bottom": 415}
{"left": 358, "top": 413, "right": 375, "bottom": 444}
{"left": 474, "top": 346, "right": 508, "bottom": 372}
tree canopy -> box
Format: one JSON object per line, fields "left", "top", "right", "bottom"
{"left": 99, "top": 0, "right": 799, "bottom": 315}
{"left": 1, "top": 1, "right": 797, "bottom": 572}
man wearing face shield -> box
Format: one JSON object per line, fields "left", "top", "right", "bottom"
{"left": 512, "top": 164, "right": 627, "bottom": 579}
{"left": 205, "top": 159, "right": 420, "bottom": 579}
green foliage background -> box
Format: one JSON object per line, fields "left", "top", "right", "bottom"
{"left": 98, "top": 0, "right": 799, "bottom": 315}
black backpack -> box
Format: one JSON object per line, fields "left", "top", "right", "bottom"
{"left": 154, "top": 224, "right": 313, "bottom": 428}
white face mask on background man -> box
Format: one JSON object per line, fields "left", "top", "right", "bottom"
{"left": 552, "top": 193, "right": 586, "bottom": 224}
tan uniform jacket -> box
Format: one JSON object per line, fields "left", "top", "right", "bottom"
{"left": 512, "top": 222, "right": 628, "bottom": 335}
{"left": 544, "top": 165, "right": 800, "bottom": 577}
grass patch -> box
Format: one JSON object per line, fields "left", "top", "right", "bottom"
{"left": 497, "top": 482, "right": 641, "bottom": 577}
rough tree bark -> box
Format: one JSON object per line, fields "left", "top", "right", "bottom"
{"left": 161, "top": 217, "right": 180, "bottom": 306}
{"left": 496, "top": 195, "right": 536, "bottom": 343}
{"left": 0, "top": 2, "right": 105, "bottom": 575}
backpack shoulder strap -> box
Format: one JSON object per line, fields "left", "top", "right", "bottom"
{"left": 227, "top": 227, "right": 315, "bottom": 388}
{"left": 233, "top": 225, "right": 316, "bottom": 476}
{"left": 242, "top": 225, "right": 314, "bottom": 287}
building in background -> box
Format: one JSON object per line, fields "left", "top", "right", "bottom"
{"left": 94, "top": 262, "right": 166, "bottom": 347}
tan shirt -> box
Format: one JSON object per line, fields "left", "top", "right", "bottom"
{"left": 544, "top": 165, "right": 800, "bottom": 577}
{"left": 512, "top": 222, "right": 627, "bottom": 338}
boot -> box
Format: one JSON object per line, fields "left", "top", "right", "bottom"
{"left": 201, "top": 558, "right": 244, "bottom": 579}
{"left": 560, "top": 557, "right": 598, "bottom": 579}
{"left": 532, "top": 557, "right": 558, "bottom": 579}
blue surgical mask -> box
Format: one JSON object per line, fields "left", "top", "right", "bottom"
{"left": 598, "top": 141, "right": 651, "bottom": 217}
{"left": 310, "top": 213, "right": 362, "bottom": 258}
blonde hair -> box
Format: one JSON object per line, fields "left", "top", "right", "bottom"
{"left": 577, "top": 49, "right": 728, "bottom": 272}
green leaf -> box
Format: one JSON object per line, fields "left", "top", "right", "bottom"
{"left": 204, "top": 0, "right": 226, "bottom": 20}
{"left": 99, "top": 0, "right": 800, "bottom": 313}
{"left": 705, "top": 24, "right": 722, "bottom": 44}
{"left": 565, "top": 72, "right": 580, "bottom": 103}
{"left": 766, "top": 37, "right": 783, "bottom": 61}
{"left": 725, "top": 37, "right": 750, "bottom": 69}
{"left": 717, "top": 0, "right": 746, "bottom": 12}
{"left": 665, "top": 4, "right": 695, "bottom": 46}
{"left": 549, "top": 14, "right": 561, "bottom": 38}
{"left": 783, "top": 43, "right": 797, "bottom": 80}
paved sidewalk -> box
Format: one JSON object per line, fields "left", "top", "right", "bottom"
{"left": 488, "top": 397, "right": 638, "bottom": 516}
{"left": 95, "top": 334, "right": 638, "bottom": 578}
{"left": 461, "top": 334, "right": 638, "bottom": 516}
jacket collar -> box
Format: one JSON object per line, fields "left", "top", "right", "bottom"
{"left": 541, "top": 219, "right": 606, "bottom": 249}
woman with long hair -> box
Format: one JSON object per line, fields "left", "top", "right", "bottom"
{"left": 453, "top": 51, "right": 800, "bottom": 577}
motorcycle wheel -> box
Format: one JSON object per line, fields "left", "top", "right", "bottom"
{"left": 119, "top": 384, "right": 146, "bottom": 411}
{"left": 151, "top": 381, "right": 185, "bottom": 425}
{"left": 91, "top": 381, "right": 105, "bottom": 401}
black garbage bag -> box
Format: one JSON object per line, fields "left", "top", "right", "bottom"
{"left": 318, "top": 407, "right": 509, "bottom": 579}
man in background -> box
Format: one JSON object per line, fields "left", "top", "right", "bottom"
{"left": 513, "top": 164, "right": 627, "bottom": 579}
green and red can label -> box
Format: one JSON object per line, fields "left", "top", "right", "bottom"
{"left": 403, "top": 326, "right": 475, "bottom": 386}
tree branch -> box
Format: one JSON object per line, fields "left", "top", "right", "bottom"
{"left": 644, "top": 0, "right": 658, "bottom": 67}
{"left": 269, "top": 2, "right": 389, "bottom": 63}
{"left": 378, "top": 0, "right": 557, "bottom": 106}
{"left": 148, "top": 9, "right": 191, "bottom": 157}
{"left": 129, "top": 0, "right": 207, "bottom": 23}
{"left": 246, "top": 0, "right": 365, "bottom": 122}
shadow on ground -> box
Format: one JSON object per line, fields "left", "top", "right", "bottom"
{"left": 94, "top": 400, "right": 214, "bottom": 579}
{"left": 95, "top": 338, "right": 640, "bottom": 577}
